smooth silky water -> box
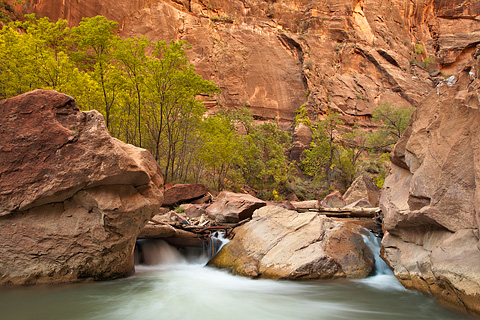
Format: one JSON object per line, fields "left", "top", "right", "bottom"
{"left": 0, "top": 232, "right": 469, "bottom": 320}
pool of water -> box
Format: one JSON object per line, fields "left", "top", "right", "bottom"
{"left": 0, "top": 236, "right": 469, "bottom": 320}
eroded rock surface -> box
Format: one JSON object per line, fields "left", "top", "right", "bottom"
{"left": 320, "top": 190, "right": 346, "bottom": 208}
{"left": 0, "top": 90, "right": 164, "bottom": 285}
{"left": 8, "top": 0, "right": 479, "bottom": 130}
{"left": 206, "top": 191, "right": 266, "bottom": 223}
{"left": 209, "top": 206, "right": 374, "bottom": 279}
{"left": 380, "top": 55, "right": 480, "bottom": 315}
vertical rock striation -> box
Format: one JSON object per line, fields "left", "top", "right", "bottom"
{"left": 380, "top": 51, "right": 480, "bottom": 315}
{"left": 0, "top": 90, "right": 164, "bottom": 285}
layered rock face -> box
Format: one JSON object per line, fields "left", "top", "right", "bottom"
{"left": 380, "top": 54, "right": 480, "bottom": 315}
{"left": 0, "top": 90, "right": 164, "bottom": 285}
{"left": 209, "top": 206, "right": 374, "bottom": 279}
{"left": 8, "top": 1, "right": 479, "bottom": 125}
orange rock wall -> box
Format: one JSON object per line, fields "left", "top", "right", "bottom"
{"left": 8, "top": 0, "right": 480, "bottom": 124}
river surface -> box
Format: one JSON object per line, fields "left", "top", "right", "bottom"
{"left": 0, "top": 235, "right": 469, "bottom": 320}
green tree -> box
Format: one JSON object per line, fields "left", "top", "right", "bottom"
{"left": 71, "top": 16, "right": 121, "bottom": 130}
{"left": 195, "top": 108, "right": 295, "bottom": 195}
{"left": 143, "top": 40, "right": 219, "bottom": 182}
{"left": 339, "top": 124, "right": 367, "bottom": 185}
{"left": 336, "top": 147, "right": 357, "bottom": 188}
{"left": 19, "top": 14, "right": 71, "bottom": 61}
{"left": 302, "top": 111, "right": 343, "bottom": 191}
{"left": 198, "top": 112, "right": 244, "bottom": 190}
{"left": 294, "top": 104, "right": 311, "bottom": 127}
{"left": 0, "top": 15, "right": 90, "bottom": 100}
{"left": 114, "top": 36, "right": 149, "bottom": 146}
{"left": 0, "top": 25, "right": 36, "bottom": 98}
{"left": 225, "top": 109, "right": 294, "bottom": 195}
{"left": 246, "top": 121, "right": 294, "bottom": 192}
{"left": 367, "top": 103, "right": 414, "bottom": 150}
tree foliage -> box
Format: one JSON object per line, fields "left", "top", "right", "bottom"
{"left": 0, "top": 14, "right": 417, "bottom": 198}
{"left": 198, "top": 112, "right": 244, "bottom": 190}
{"left": 301, "top": 111, "right": 348, "bottom": 191}
{"left": 197, "top": 109, "right": 295, "bottom": 197}
{"left": 0, "top": 14, "right": 219, "bottom": 185}
{"left": 0, "top": 14, "right": 90, "bottom": 99}
{"left": 300, "top": 103, "right": 413, "bottom": 192}
{"left": 367, "top": 103, "right": 414, "bottom": 150}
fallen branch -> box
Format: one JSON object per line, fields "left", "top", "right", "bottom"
{"left": 170, "top": 211, "right": 189, "bottom": 223}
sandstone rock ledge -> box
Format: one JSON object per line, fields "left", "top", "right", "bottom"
{"left": 0, "top": 90, "right": 164, "bottom": 285}
{"left": 209, "top": 206, "right": 374, "bottom": 280}
{"left": 380, "top": 55, "right": 480, "bottom": 315}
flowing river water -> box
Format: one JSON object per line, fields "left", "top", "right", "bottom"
{"left": 0, "top": 233, "right": 469, "bottom": 320}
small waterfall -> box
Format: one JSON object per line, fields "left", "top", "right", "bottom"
{"left": 361, "top": 232, "right": 391, "bottom": 275}
{"left": 134, "top": 239, "right": 185, "bottom": 266}
{"left": 135, "top": 232, "right": 229, "bottom": 267}
{"left": 358, "top": 231, "right": 406, "bottom": 290}
{"left": 203, "top": 231, "right": 229, "bottom": 261}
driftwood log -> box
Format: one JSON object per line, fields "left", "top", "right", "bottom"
{"left": 296, "top": 207, "right": 381, "bottom": 218}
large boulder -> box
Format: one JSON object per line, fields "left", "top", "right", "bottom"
{"left": 163, "top": 183, "right": 210, "bottom": 206}
{"left": 343, "top": 175, "right": 380, "bottom": 207}
{"left": 209, "top": 206, "right": 374, "bottom": 279}
{"left": 320, "top": 190, "right": 346, "bottom": 208}
{"left": 380, "top": 57, "right": 480, "bottom": 315}
{"left": 0, "top": 90, "right": 164, "bottom": 285}
{"left": 206, "top": 191, "right": 266, "bottom": 223}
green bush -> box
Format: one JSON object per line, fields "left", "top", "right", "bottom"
{"left": 414, "top": 43, "right": 424, "bottom": 54}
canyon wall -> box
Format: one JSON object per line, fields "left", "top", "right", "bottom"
{"left": 8, "top": 0, "right": 480, "bottom": 126}
{"left": 380, "top": 50, "right": 480, "bottom": 315}
{"left": 3, "top": 1, "right": 480, "bottom": 312}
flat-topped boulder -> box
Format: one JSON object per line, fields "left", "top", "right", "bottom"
{"left": 209, "top": 206, "right": 374, "bottom": 280}
{"left": 290, "top": 200, "right": 319, "bottom": 211}
{"left": 0, "top": 90, "right": 164, "bottom": 285}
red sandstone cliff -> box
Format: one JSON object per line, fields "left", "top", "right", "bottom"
{"left": 380, "top": 49, "right": 480, "bottom": 316}
{"left": 7, "top": 0, "right": 480, "bottom": 126}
